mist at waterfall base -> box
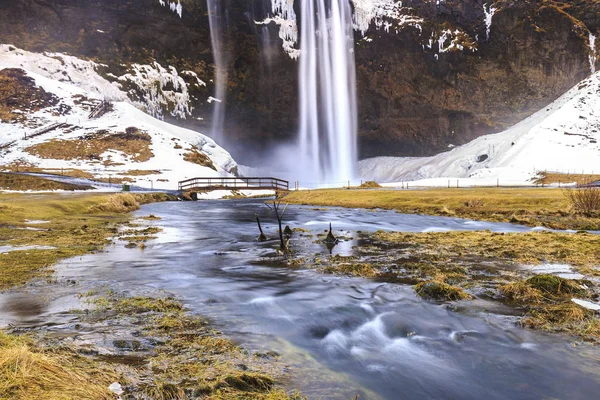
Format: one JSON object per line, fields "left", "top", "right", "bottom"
{"left": 208, "top": 0, "right": 359, "bottom": 187}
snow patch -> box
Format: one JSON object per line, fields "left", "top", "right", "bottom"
{"left": 572, "top": 299, "right": 600, "bottom": 311}
{"left": 0, "top": 46, "right": 238, "bottom": 190}
{"left": 359, "top": 72, "right": 600, "bottom": 185}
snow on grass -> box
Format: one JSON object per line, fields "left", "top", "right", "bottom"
{"left": 360, "top": 72, "right": 600, "bottom": 186}
{"left": 0, "top": 46, "right": 237, "bottom": 191}
{"left": 0, "top": 45, "right": 126, "bottom": 102}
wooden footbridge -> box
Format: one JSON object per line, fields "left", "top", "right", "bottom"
{"left": 178, "top": 177, "right": 289, "bottom": 192}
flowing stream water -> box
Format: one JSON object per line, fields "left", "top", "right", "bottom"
{"left": 2, "top": 200, "right": 600, "bottom": 399}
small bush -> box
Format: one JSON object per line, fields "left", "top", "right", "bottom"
{"left": 359, "top": 181, "right": 382, "bottom": 188}
{"left": 563, "top": 187, "right": 600, "bottom": 214}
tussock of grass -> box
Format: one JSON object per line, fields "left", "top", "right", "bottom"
{"left": 499, "top": 281, "right": 543, "bottom": 303}
{"left": 359, "top": 181, "right": 381, "bottom": 188}
{"left": 323, "top": 263, "right": 378, "bottom": 277}
{"left": 500, "top": 274, "right": 600, "bottom": 342}
{"left": 526, "top": 274, "right": 585, "bottom": 296}
{"left": 415, "top": 280, "right": 472, "bottom": 301}
{"left": 113, "top": 296, "right": 183, "bottom": 314}
{"left": 0, "top": 332, "right": 116, "bottom": 400}
{"left": 285, "top": 188, "right": 600, "bottom": 230}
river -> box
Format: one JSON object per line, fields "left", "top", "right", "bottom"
{"left": 2, "top": 199, "right": 600, "bottom": 399}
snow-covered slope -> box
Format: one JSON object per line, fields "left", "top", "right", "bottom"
{"left": 359, "top": 72, "right": 600, "bottom": 185}
{"left": 0, "top": 45, "right": 237, "bottom": 190}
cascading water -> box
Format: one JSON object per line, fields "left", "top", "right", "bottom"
{"left": 207, "top": 0, "right": 228, "bottom": 144}
{"left": 589, "top": 32, "right": 597, "bottom": 74}
{"left": 298, "top": 0, "right": 358, "bottom": 184}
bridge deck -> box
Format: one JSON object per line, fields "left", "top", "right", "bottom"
{"left": 178, "top": 177, "right": 289, "bottom": 192}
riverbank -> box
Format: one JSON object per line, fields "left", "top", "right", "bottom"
{"left": 284, "top": 187, "right": 600, "bottom": 230}
{"left": 0, "top": 192, "right": 301, "bottom": 399}
{"left": 1, "top": 292, "right": 299, "bottom": 399}
{"left": 0, "top": 192, "right": 176, "bottom": 289}
{"left": 287, "top": 228, "right": 600, "bottom": 342}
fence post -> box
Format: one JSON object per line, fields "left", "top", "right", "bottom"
{"left": 456, "top": 180, "right": 459, "bottom": 188}
{"left": 497, "top": 178, "right": 499, "bottom": 187}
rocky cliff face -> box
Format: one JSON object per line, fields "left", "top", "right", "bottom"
{"left": 1, "top": 0, "right": 598, "bottom": 163}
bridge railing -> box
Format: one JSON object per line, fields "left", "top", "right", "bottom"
{"left": 178, "top": 177, "right": 289, "bottom": 191}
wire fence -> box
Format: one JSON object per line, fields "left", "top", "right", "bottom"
{"left": 289, "top": 176, "right": 600, "bottom": 190}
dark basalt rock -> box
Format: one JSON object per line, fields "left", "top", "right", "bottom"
{"left": 0, "top": 0, "right": 598, "bottom": 162}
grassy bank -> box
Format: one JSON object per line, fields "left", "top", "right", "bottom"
{"left": 0, "top": 192, "right": 301, "bottom": 399}
{"left": 0, "top": 192, "right": 174, "bottom": 290}
{"left": 285, "top": 187, "right": 600, "bottom": 230}
{"left": 1, "top": 295, "right": 301, "bottom": 399}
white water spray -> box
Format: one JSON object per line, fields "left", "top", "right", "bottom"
{"left": 298, "top": 0, "right": 358, "bottom": 184}
{"left": 207, "top": 0, "right": 228, "bottom": 143}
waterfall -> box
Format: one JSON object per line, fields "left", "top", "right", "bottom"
{"left": 207, "top": 0, "right": 228, "bottom": 143}
{"left": 298, "top": 0, "right": 358, "bottom": 184}
{"left": 589, "top": 32, "right": 597, "bottom": 74}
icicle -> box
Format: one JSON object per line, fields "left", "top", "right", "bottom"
{"left": 483, "top": 3, "right": 497, "bottom": 41}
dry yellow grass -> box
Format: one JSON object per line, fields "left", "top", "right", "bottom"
{"left": 119, "top": 169, "right": 161, "bottom": 176}
{"left": 0, "top": 68, "right": 57, "bottom": 122}
{"left": 0, "top": 332, "right": 116, "bottom": 400}
{"left": 0, "top": 192, "right": 175, "bottom": 290}
{"left": 25, "top": 131, "right": 154, "bottom": 163}
{"left": 375, "top": 230, "right": 600, "bottom": 268}
{"left": 286, "top": 187, "right": 600, "bottom": 230}
{"left": 0, "top": 163, "right": 96, "bottom": 180}
{"left": 183, "top": 147, "right": 216, "bottom": 171}
{"left": 535, "top": 172, "right": 600, "bottom": 186}
{"left": 0, "top": 173, "right": 93, "bottom": 191}
{"left": 499, "top": 275, "right": 600, "bottom": 341}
